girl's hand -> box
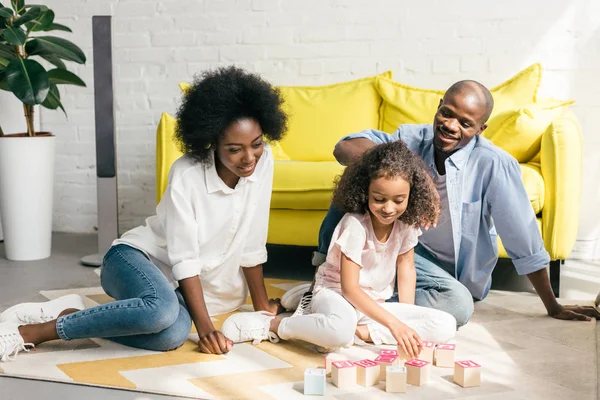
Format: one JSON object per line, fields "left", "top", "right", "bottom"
{"left": 388, "top": 320, "right": 423, "bottom": 359}
{"left": 197, "top": 330, "right": 233, "bottom": 355}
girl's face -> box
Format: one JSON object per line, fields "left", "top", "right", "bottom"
{"left": 368, "top": 175, "right": 410, "bottom": 227}
{"left": 215, "top": 118, "right": 265, "bottom": 184}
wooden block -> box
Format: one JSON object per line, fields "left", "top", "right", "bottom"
{"left": 385, "top": 365, "right": 407, "bottom": 393}
{"left": 324, "top": 353, "right": 348, "bottom": 375}
{"left": 395, "top": 346, "right": 411, "bottom": 361}
{"left": 418, "top": 341, "right": 435, "bottom": 363}
{"left": 331, "top": 360, "right": 357, "bottom": 388}
{"left": 374, "top": 354, "right": 400, "bottom": 381}
{"left": 354, "top": 359, "right": 380, "bottom": 387}
{"left": 435, "top": 344, "right": 456, "bottom": 368}
{"left": 379, "top": 346, "right": 398, "bottom": 357}
{"left": 454, "top": 360, "right": 481, "bottom": 388}
{"left": 304, "top": 368, "right": 326, "bottom": 395}
{"left": 405, "top": 359, "right": 430, "bottom": 387}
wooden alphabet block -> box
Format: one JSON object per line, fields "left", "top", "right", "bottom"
{"left": 454, "top": 360, "right": 481, "bottom": 388}
{"left": 379, "top": 346, "right": 398, "bottom": 357}
{"left": 435, "top": 344, "right": 456, "bottom": 368}
{"left": 331, "top": 360, "right": 357, "bottom": 388}
{"left": 324, "top": 352, "right": 348, "bottom": 375}
{"left": 385, "top": 365, "right": 407, "bottom": 393}
{"left": 304, "top": 368, "right": 326, "bottom": 395}
{"left": 405, "top": 359, "right": 430, "bottom": 387}
{"left": 374, "top": 354, "right": 400, "bottom": 381}
{"left": 354, "top": 359, "right": 380, "bottom": 387}
{"left": 395, "top": 346, "right": 411, "bottom": 361}
{"left": 418, "top": 340, "right": 435, "bottom": 363}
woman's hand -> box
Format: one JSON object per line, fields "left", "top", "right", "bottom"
{"left": 388, "top": 320, "right": 423, "bottom": 359}
{"left": 197, "top": 329, "right": 233, "bottom": 355}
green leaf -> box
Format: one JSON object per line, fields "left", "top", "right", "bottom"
{"left": 27, "top": 8, "right": 53, "bottom": 31}
{"left": 47, "top": 68, "right": 85, "bottom": 87}
{"left": 37, "top": 53, "right": 66, "bottom": 69}
{"left": 2, "top": 25, "right": 26, "bottom": 45}
{"left": 10, "top": 0, "right": 24, "bottom": 14}
{"left": 25, "top": 36, "right": 86, "bottom": 64}
{"left": 0, "top": 56, "right": 9, "bottom": 67}
{"left": 0, "top": 6, "right": 13, "bottom": 18}
{"left": 13, "top": 5, "right": 40, "bottom": 26}
{"left": 5, "top": 58, "right": 49, "bottom": 104}
{"left": 41, "top": 82, "right": 65, "bottom": 115}
{"left": 45, "top": 22, "right": 71, "bottom": 33}
{"left": 0, "top": 43, "right": 17, "bottom": 59}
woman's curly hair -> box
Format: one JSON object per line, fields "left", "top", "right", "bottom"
{"left": 332, "top": 141, "right": 439, "bottom": 228}
{"left": 175, "top": 66, "right": 288, "bottom": 164}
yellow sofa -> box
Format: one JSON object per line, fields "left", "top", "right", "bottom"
{"left": 156, "top": 64, "right": 582, "bottom": 295}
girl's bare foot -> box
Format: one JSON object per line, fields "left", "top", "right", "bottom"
{"left": 355, "top": 325, "right": 372, "bottom": 342}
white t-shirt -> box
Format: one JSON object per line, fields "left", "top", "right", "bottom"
{"left": 314, "top": 212, "right": 421, "bottom": 302}
{"left": 113, "top": 145, "right": 273, "bottom": 316}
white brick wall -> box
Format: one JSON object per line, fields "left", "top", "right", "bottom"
{"left": 3, "top": 0, "right": 598, "bottom": 246}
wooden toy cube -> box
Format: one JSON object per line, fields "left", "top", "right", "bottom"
{"left": 418, "top": 340, "right": 435, "bottom": 363}
{"left": 374, "top": 354, "right": 400, "bottom": 381}
{"left": 385, "top": 365, "right": 407, "bottom": 393}
{"left": 304, "top": 368, "right": 326, "bottom": 396}
{"left": 354, "top": 359, "right": 380, "bottom": 387}
{"left": 454, "top": 360, "right": 481, "bottom": 388}
{"left": 324, "top": 352, "right": 348, "bottom": 375}
{"left": 435, "top": 344, "right": 456, "bottom": 368}
{"left": 395, "top": 346, "right": 411, "bottom": 361}
{"left": 405, "top": 359, "right": 430, "bottom": 387}
{"left": 331, "top": 360, "right": 357, "bottom": 388}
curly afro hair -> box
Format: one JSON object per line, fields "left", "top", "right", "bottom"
{"left": 175, "top": 66, "right": 288, "bottom": 164}
{"left": 332, "top": 141, "right": 439, "bottom": 228}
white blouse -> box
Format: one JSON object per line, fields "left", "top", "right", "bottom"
{"left": 113, "top": 145, "right": 273, "bottom": 315}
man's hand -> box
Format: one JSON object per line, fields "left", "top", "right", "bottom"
{"left": 198, "top": 329, "right": 233, "bottom": 354}
{"left": 264, "top": 298, "right": 285, "bottom": 315}
{"left": 548, "top": 304, "right": 600, "bottom": 321}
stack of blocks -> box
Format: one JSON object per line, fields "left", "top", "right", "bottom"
{"left": 311, "top": 343, "right": 480, "bottom": 396}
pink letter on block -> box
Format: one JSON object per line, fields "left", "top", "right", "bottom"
{"left": 354, "top": 359, "right": 378, "bottom": 368}
{"left": 375, "top": 355, "right": 398, "bottom": 363}
{"left": 437, "top": 344, "right": 456, "bottom": 350}
{"left": 332, "top": 360, "right": 355, "bottom": 369}
{"left": 422, "top": 341, "right": 435, "bottom": 348}
{"left": 405, "top": 359, "right": 430, "bottom": 368}
{"left": 456, "top": 360, "right": 480, "bottom": 368}
{"left": 380, "top": 349, "right": 398, "bottom": 356}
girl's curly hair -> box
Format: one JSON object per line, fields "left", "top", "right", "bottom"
{"left": 175, "top": 66, "right": 288, "bottom": 164}
{"left": 332, "top": 141, "right": 439, "bottom": 228}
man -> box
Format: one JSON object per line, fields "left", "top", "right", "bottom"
{"left": 284, "top": 80, "right": 599, "bottom": 327}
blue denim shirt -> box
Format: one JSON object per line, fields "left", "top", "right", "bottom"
{"left": 341, "top": 124, "right": 550, "bottom": 300}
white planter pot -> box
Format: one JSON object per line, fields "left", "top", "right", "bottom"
{"left": 0, "top": 135, "right": 55, "bottom": 260}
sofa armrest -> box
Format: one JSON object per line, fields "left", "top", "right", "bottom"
{"left": 540, "top": 109, "right": 583, "bottom": 260}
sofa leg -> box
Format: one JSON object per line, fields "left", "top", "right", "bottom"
{"left": 549, "top": 260, "right": 562, "bottom": 298}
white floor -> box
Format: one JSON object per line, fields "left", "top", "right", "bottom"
{"left": 560, "top": 258, "right": 600, "bottom": 301}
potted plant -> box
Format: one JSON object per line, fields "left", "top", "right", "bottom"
{"left": 0, "top": 0, "right": 86, "bottom": 260}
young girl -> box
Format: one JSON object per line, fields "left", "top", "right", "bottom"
{"left": 221, "top": 141, "right": 456, "bottom": 357}
{"left": 0, "top": 66, "right": 288, "bottom": 361}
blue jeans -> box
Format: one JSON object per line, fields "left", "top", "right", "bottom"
{"left": 55, "top": 244, "right": 192, "bottom": 351}
{"left": 318, "top": 204, "right": 474, "bottom": 327}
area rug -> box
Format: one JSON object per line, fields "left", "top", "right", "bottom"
{"left": 0, "top": 278, "right": 597, "bottom": 400}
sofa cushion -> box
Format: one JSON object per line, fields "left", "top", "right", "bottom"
{"left": 271, "top": 160, "right": 345, "bottom": 210}
{"left": 277, "top": 71, "right": 392, "bottom": 162}
{"left": 483, "top": 99, "right": 574, "bottom": 163}
{"left": 376, "top": 63, "right": 542, "bottom": 133}
{"left": 521, "top": 163, "right": 544, "bottom": 214}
